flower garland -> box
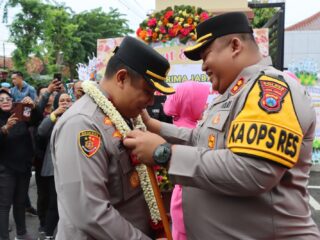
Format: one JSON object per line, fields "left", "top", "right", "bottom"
{"left": 82, "top": 81, "right": 161, "bottom": 224}
{"left": 137, "top": 5, "right": 211, "bottom": 44}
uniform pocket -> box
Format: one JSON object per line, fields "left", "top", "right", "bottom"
{"left": 202, "top": 110, "right": 231, "bottom": 150}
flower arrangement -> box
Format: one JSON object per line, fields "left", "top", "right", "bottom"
{"left": 154, "top": 165, "right": 173, "bottom": 191}
{"left": 137, "top": 5, "right": 211, "bottom": 44}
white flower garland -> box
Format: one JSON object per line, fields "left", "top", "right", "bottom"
{"left": 82, "top": 81, "right": 161, "bottom": 224}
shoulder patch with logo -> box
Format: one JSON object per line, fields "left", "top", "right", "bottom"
{"left": 78, "top": 130, "right": 101, "bottom": 158}
{"left": 258, "top": 75, "right": 288, "bottom": 113}
{"left": 227, "top": 75, "right": 303, "bottom": 168}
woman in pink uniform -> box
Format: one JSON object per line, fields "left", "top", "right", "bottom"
{"left": 163, "top": 81, "right": 210, "bottom": 240}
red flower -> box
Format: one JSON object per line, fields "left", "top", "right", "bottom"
{"left": 180, "top": 27, "right": 192, "bottom": 37}
{"left": 157, "top": 175, "right": 163, "bottom": 182}
{"left": 149, "top": 219, "right": 164, "bottom": 230}
{"left": 147, "top": 29, "right": 153, "bottom": 37}
{"left": 200, "top": 12, "right": 209, "bottom": 21}
{"left": 136, "top": 27, "right": 142, "bottom": 36}
{"left": 153, "top": 165, "right": 161, "bottom": 171}
{"left": 159, "top": 26, "right": 166, "bottom": 34}
{"left": 130, "top": 154, "right": 140, "bottom": 166}
{"left": 164, "top": 10, "right": 174, "bottom": 19}
{"left": 147, "top": 18, "right": 157, "bottom": 27}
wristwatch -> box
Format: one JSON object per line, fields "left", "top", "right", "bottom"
{"left": 153, "top": 143, "right": 172, "bottom": 166}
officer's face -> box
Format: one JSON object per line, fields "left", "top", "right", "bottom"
{"left": 120, "top": 75, "right": 155, "bottom": 118}
{"left": 201, "top": 39, "right": 235, "bottom": 94}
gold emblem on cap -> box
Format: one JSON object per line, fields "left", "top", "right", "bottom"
{"left": 129, "top": 170, "right": 140, "bottom": 188}
{"left": 196, "top": 33, "right": 213, "bottom": 43}
{"left": 146, "top": 70, "right": 166, "bottom": 81}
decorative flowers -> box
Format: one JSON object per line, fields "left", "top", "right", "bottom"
{"left": 137, "top": 5, "right": 211, "bottom": 44}
{"left": 154, "top": 165, "right": 173, "bottom": 191}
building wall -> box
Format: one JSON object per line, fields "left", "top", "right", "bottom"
{"left": 155, "top": 0, "right": 251, "bottom": 13}
{"left": 284, "top": 31, "right": 320, "bottom": 69}
{"left": 0, "top": 56, "right": 14, "bottom": 70}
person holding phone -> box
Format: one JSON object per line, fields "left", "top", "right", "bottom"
{"left": 32, "top": 79, "right": 66, "bottom": 237}
{"left": 0, "top": 89, "right": 40, "bottom": 240}
{"left": 37, "top": 93, "right": 72, "bottom": 240}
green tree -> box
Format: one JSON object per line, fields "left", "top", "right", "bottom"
{"left": 3, "top": 0, "right": 48, "bottom": 74}
{"left": 42, "top": 6, "right": 80, "bottom": 74}
{"left": 2, "top": 0, "right": 133, "bottom": 81}
{"left": 252, "top": 8, "right": 277, "bottom": 28}
{"left": 68, "top": 7, "right": 132, "bottom": 78}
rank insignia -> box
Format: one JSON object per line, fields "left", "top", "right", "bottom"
{"left": 129, "top": 170, "right": 140, "bottom": 188}
{"left": 208, "top": 134, "right": 215, "bottom": 149}
{"left": 78, "top": 130, "right": 101, "bottom": 157}
{"left": 258, "top": 79, "right": 288, "bottom": 113}
{"left": 112, "top": 130, "right": 122, "bottom": 139}
{"left": 230, "top": 77, "right": 245, "bottom": 95}
{"left": 212, "top": 113, "right": 220, "bottom": 125}
{"left": 104, "top": 117, "right": 112, "bottom": 126}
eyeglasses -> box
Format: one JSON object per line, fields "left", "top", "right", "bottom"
{"left": 0, "top": 97, "right": 13, "bottom": 103}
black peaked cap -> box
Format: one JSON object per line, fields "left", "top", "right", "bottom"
{"left": 113, "top": 36, "right": 175, "bottom": 94}
{"left": 184, "top": 12, "right": 253, "bottom": 61}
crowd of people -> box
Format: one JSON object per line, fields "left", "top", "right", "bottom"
{"left": 0, "top": 71, "right": 83, "bottom": 240}
{"left": 0, "top": 11, "right": 320, "bottom": 240}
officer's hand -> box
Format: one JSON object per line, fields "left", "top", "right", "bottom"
{"left": 123, "top": 130, "right": 166, "bottom": 166}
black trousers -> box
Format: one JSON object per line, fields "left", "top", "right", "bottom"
{"left": 35, "top": 167, "right": 49, "bottom": 228}
{"left": 44, "top": 176, "right": 59, "bottom": 236}
{"left": 0, "top": 164, "right": 30, "bottom": 240}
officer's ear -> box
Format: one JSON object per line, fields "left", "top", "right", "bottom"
{"left": 229, "top": 37, "right": 243, "bottom": 58}
{"left": 115, "top": 69, "right": 129, "bottom": 89}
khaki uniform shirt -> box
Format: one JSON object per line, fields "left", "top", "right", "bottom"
{"left": 161, "top": 58, "right": 320, "bottom": 239}
{"left": 51, "top": 92, "right": 152, "bottom": 240}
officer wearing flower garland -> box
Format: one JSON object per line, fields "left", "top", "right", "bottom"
{"left": 124, "top": 12, "right": 320, "bottom": 239}
{"left": 51, "top": 36, "right": 174, "bottom": 239}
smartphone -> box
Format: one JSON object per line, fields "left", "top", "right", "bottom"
{"left": 53, "top": 73, "right": 62, "bottom": 83}
{"left": 10, "top": 102, "right": 33, "bottom": 122}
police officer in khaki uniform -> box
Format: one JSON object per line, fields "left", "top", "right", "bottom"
{"left": 51, "top": 36, "right": 174, "bottom": 240}
{"left": 124, "top": 12, "right": 320, "bottom": 239}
